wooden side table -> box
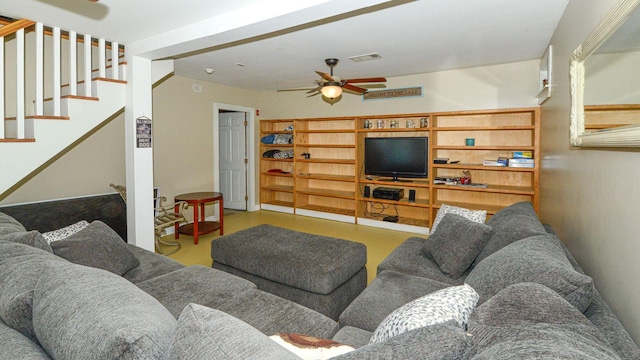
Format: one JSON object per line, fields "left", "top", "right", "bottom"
{"left": 174, "top": 192, "right": 224, "bottom": 245}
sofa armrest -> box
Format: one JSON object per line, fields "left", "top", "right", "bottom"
{"left": 377, "top": 237, "right": 466, "bottom": 285}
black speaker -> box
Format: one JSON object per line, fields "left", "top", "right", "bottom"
{"left": 408, "top": 189, "right": 416, "bottom": 202}
{"left": 363, "top": 185, "right": 370, "bottom": 198}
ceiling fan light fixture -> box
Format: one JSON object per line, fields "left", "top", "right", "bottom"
{"left": 321, "top": 82, "right": 342, "bottom": 99}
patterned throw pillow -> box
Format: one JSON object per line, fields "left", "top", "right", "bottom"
{"left": 430, "top": 204, "right": 486, "bottom": 234}
{"left": 369, "top": 284, "right": 479, "bottom": 344}
{"left": 41, "top": 220, "right": 90, "bottom": 244}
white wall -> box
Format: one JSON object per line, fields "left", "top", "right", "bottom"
{"left": 540, "top": 0, "right": 640, "bottom": 345}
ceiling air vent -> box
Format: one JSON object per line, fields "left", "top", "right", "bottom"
{"left": 349, "top": 53, "right": 382, "bottom": 62}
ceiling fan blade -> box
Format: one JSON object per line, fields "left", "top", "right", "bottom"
{"left": 343, "top": 83, "right": 368, "bottom": 94}
{"left": 305, "top": 86, "right": 323, "bottom": 94}
{"left": 345, "top": 77, "right": 387, "bottom": 84}
{"left": 277, "top": 88, "right": 315, "bottom": 92}
{"left": 306, "top": 91, "right": 321, "bottom": 97}
{"left": 315, "top": 71, "right": 336, "bottom": 82}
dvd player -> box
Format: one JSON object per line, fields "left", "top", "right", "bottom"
{"left": 372, "top": 187, "right": 404, "bottom": 201}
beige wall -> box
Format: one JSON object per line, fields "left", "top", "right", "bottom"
{"left": 151, "top": 76, "right": 260, "bottom": 210}
{"left": 540, "top": 0, "right": 640, "bottom": 344}
{"left": 0, "top": 112, "right": 126, "bottom": 204}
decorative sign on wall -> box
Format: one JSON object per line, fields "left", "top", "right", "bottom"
{"left": 136, "top": 116, "right": 152, "bottom": 148}
{"left": 363, "top": 87, "right": 423, "bottom": 101}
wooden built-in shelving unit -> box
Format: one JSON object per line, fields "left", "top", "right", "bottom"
{"left": 259, "top": 107, "right": 540, "bottom": 234}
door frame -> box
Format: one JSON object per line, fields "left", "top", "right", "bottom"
{"left": 213, "top": 102, "right": 257, "bottom": 211}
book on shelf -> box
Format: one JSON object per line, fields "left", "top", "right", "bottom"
{"left": 512, "top": 151, "right": 533, "bottom": 159}
{"left": 483, "top": 159, "right": 507, "bottom": 167}
{"left": 508, "top": 158, "right": 534, "bottom": 168}
{"left": 433, "top": 158, "right": 449, "bottom": 164}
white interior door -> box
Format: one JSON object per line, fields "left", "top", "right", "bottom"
{"left": 219, "top": 112, "right": 247, "bottom": 210}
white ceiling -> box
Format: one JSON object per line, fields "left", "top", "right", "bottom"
{"left": 3, "top": 0, "right": 570, "bottom": 91}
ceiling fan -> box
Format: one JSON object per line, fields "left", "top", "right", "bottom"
{"left": 306, "top": 58, "right": 386, "bottom": 99}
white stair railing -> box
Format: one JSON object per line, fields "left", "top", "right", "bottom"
{"left": 0, "top": 18, "right": 126, "bottom": 139}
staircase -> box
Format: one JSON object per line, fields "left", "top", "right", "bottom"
{"left": 0, "top": 17, "right": 127, "bottom": 196}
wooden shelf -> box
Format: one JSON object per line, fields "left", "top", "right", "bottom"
{"left": 296, "top": 144, "right": 355, "bottom": 148}
{"left": 359, "top": 197, "right": 430, "bottom": 207}
{"left": 433, "top": 164, "right": 535, "bottom": 172}
{"left": 260, "top": 107, "right": 540, "bottom": 233}
{"left": 297, "top": 158, "right": 355, "bottom": 164}
{"left": 296, "top": 187, "right": 355, "bottom": 199}
{"left": 296, "top": 204, "right": 355, "bottom": 217}
{"left": 261, "top": 184, "right": 294, "bottom": 192}
{"left": 433, "top": 125, "right": 535, "bottom": 131}
{"left": 432, "top": 184, "right": 535, "bottom": 195}
{"left": 297, "top": 173, "right": 354, "bottom": 182}
{"left": 262, "top": 200, "right": 293, "bottom": 207}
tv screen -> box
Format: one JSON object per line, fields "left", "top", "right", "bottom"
{"left": 364, "top": 137, "right": 428, "bottom": 181}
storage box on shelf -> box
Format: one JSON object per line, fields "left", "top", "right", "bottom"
{"left": 294, "top": 117, "right": 356, "bottom": 222}
{"left": 430, "top": 108, "right": 540, "bottom": 219}
{"left": 260, "top": 120, "right": 295, "bottom": 213}
{"left": 356, "top": 115, "right": 432, "bottom": 234}
{"left": 259, "top": 107, "right": 540, "bottom": 234}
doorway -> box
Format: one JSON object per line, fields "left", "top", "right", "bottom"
{"left": 213, "top": 103, "right": 256, "bottom": 212}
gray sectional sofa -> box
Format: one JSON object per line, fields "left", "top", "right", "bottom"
{"left": 1, "top": 198, "right": 639, "bottom": 359}
{"left": 0, "top": 211, "right": 338, "bottom": 359}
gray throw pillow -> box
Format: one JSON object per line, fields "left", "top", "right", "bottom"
{"left": 0, "top": 212, "right": 27, "bottom": 236}
{"left": 169, "top": 303, "right": 300, "bottom": 360}
{"left": 465, "top": 235, "right": 594, "bottom": 312}
{"left": 0, "top": 241, "right": 64, "bottom": 342}
{"left": 33, "top": 260, "right": 176, "bottom": 360}
{"left": 0, "top": 230, "right": 53, "bottom": 253}
{"left": 50, "top": 220, "right": 140, "bottom": 276}
{"left": 468, "top": 283, "right": 620, "bottom": 359}
{"left": 422, "top": 214, "right": 493, "bottom": 278}
{"left": 473, "top": 201, "right": 547, "bottom": 265}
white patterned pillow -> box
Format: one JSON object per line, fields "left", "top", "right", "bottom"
{"left": 42, "top": 220, "right": 89, "bottom": 244}
{"left": 369, "top": 284, "right": 479, "bottom": 344}
{"left": 430, "top": 204, "right": 486, "bottom": 234}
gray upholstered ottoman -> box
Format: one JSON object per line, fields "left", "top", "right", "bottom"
{"left": 211, "top": 224, "right": 367, "bottom": 320}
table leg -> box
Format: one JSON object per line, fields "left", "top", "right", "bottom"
{"left": 219, "top": 197, "right": 224, "bottom": 235}
{"left": 174, "top": 203, "right": 180, "bottom": 239}
{"left": 193, "top": 202, "right": 200, "bottom": 245}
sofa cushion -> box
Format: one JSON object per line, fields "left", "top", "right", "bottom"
{"left": 332, "top": 326, "right": 373, "bottom": 349}
{"left": 169, "top": 303, "right": 300, "bottom": 360}
{"left": 217, "top": 289, "right": 339, "bottom": 339}
{"left": 339, "top": 270, "right": 451, "bottom": 332}
{"left": 332, "top": 321, "right": 471, "bottom": 360}
{"left": 136, "top": 265, "right": 257, "bottom": 318}
{"left": 430, "top": 204, "right": 486, "bottom": 235}
{"left": 122, "top": 244, "right": 185, "bottom": 283}
{"left": 33, "top": 260, "right": 177, "bottom": 360}
{"left": 423, "top": 214, "right": 493, "bottom": 278}
{"left": 468, "top": 283, "right": 620, "bottom": 359}
{"left": 0, "top": 230, "right": 53, "bottom": 253}
{"left": 466, "top": 235, "right": 594, "bottom": 312}
{"left": 0, "top": 212, "right": 27, "bottom": 235}
{"left": 0, "top": 320, "right": 52, "bottom": 359}
{"left": 41, "top": 220, "right": 89, "bottom": 243}
{"left": 474, "top": 201, "right": 547, "bottom": 265}
{"left": 0, "top": 241, "right": 64, "bottom": 342}
{"left": 369, "top": 284, "right": 478, "bottom": 344}
{"left": 50, "top": 220, "right": 140, "bottom": 276}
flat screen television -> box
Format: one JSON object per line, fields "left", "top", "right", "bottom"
{"left": 364, "top": 137, "right": 428, "bottom": 182}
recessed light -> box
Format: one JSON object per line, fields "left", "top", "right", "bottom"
{"left": 349, "top": 53, "right": 383, "bottom": 62}
{"left": 204, "top": 68, "right": 214, "bottom": 74}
